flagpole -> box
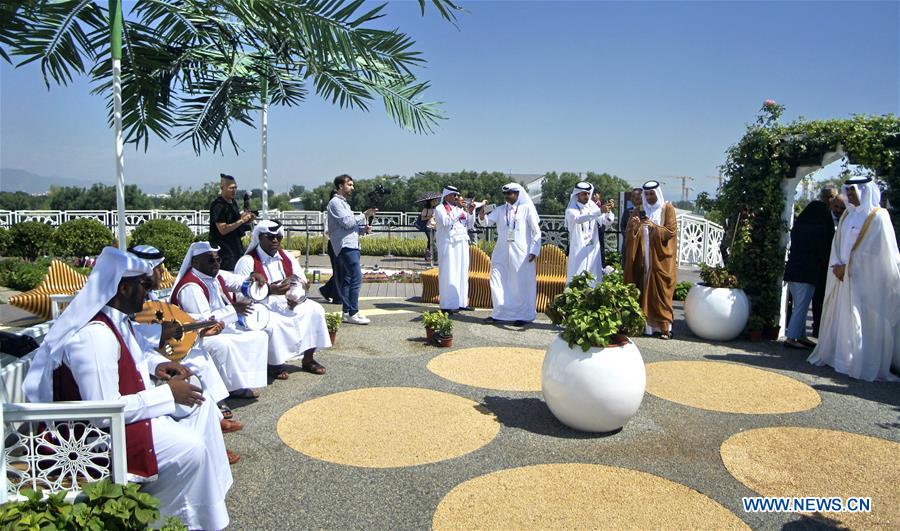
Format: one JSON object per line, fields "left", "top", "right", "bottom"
{"left": 260, "top": 73, "right": 269, "bottom": 220}
{"left": 110, "top": 0, "right": 126, "bottom": 249}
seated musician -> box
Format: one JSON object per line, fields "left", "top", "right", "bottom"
{"left": 171, "top": 242, "right": 270, "bottom": 398}
{"left": 128, "top": 244, "right": 244, "bottom": 444}
{"left": 23, "top": 247, "right": 231, "bottom": 530}
{"left": 234, "top": 220, "right": 331, "bottom": 379}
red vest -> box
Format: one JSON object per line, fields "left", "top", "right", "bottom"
{"left": 52, "top": 312, "right": 159, "bottom": 479}
{"left": 251, "top": 249, "right": 293, "bottom": 281}
{"left": 171, "top": 270, "right": 235, "bottom": 306}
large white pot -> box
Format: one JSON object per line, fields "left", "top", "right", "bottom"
{"left": 541, "top": 335, "right": 645, "bottom": 433}
{"left": 683, "top": 284, "right": 750, "bottom": 341}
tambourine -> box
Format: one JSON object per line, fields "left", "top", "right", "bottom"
{"left": 170, "top": 374, "right": 205, "bottom": 420}
{"left": 241, "top": 279, "right": 269, "bottom": 302}
{"left": 237, "top": 304, "right": 270, "bottom": 331}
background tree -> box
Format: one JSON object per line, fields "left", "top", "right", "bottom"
{"left": 538, "top": 171, "right": 631, "bottom": 215}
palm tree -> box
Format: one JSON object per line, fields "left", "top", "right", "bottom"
{"left": 2, "top": 0, "right": 461, "bottom": 239}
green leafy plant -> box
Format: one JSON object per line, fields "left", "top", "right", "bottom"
{"left": 674, "top": 281, "right": 693, "bottom": 301}
{"left": 325, "top": 312, "right": 342, "bottom": 333}
{"left": 748, "top": 314, "right": 766, "bottom": 332}
{"left": 0, "top": 479, "right": 186, "bottom": 530}
{"left": 8, "top": 221, "right": 55, "bottom": 261}
{"left": 130, "top": 220, "right": 194, "bottom": 272}
{"left": 51, "top": 218, "right": 114, "bottom": 258}
{"left": 699, "top": 264, "right": 739, "bottom": 289}
{"left": 0, "top": 258, "right": 90, "bottom": 291}
{"left": 421, "top": 310, "right": 445, "bottom": 330}
{"left": 434, "top": 312, "right": 453, "bottom": 338}
{"left": 0, "top": 227, "right": 11, "bottom": 255}
{"left": 604, "top": 250, "right": 622, "bottom": 269}
{"left": 546, "top": 270, "right": 645, "bottom": 351}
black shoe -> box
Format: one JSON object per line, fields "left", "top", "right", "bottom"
{"left": 513, "top": 320, "right": 528, "bottom": 327}
{"left": 458, "top": 306, "right": 474, "bottom": 311}
{"left": 484, "top": 316, "right": 497, "bottom": 323}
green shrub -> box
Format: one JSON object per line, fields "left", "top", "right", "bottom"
{"left": 604, "top": 250, "right": 621, "bottom": 268}
{"left": 421, "top": 310, "right": 446, "bottom": 329}
{"left": 477, "top": 239, "right": 496, "bottom": 256}
{"left": 325, "top": 311, "right": 342, "bottom": 332}
{"left": 0, "top": 479, "right": 186, "bottom": 530}
{"left": 130, "top": 220, "right": 194, "bottom": 272}
{"left": 51, "top": 218, "right": 114, "bottom": 257}
{"left": 699, "top": 264, "right": 739, "bottom": 289}
{"left": 0, "top": 258, "right": 90, "bottom": 291}
{"left": 0, "top": 227, "right": 11, "bottom": 255}
{"left": 194, "top": 231, "right": 209, "bottom": 242}
{"left": 674, "top": 281, "right": 693, "bottom": 301}
{"left": 8, "top": 221, "right": 55, "bottom": 260}
{"left": 547, "top": 270, "right": 645, "bottom": 351}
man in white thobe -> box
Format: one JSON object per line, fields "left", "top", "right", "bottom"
{"left": 171, "top": 242, "right": 270, "bottom": 397}
{"left": 479, "top": 183, "right": 542, "bottom": 325}
{"left": 808, "top": 176, "right": 900, "bottom": 381}
{"left": 234, "top": 220, "right": 331, "bottom": 379}
{"left": 128, "top": 244, "right": 241, "bottom": 434}
{"left": 434, "top": 185, "right": 476, "bottom": 312}
{"left": 23, "top": 247, "right": 231, "bottom": 530}
{"left": 565, "top": 182, "right": 616, "bottom": 283}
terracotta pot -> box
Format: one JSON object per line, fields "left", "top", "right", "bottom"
{"left": 328, "top": 330, "right": 337, "bottom": 345}
{"left": 748, "top": 330, "right": 763, "bottom": 342}
{"left": 438, "top": 336, "right": 453, "bottom": 347}
{"left": 426, "top": 327, "right": 435, "bottom": 341}
{"left": 762, "top": 326, "right": 781, "bottom": 341}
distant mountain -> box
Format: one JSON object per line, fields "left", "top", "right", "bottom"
{"left": 0, "top": 168, "right": 101, "bottom": 194}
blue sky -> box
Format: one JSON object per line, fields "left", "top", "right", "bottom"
{"left": 1, "top": 0, "right": 898, "bottom": 197}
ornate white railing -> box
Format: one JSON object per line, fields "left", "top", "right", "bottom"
{"left": 0, "top": 209, "right": 724, "bottom": 266}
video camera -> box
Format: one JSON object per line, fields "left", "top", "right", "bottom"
{"left": 366, "top": 184, "right": 391, "bottom": 209}
{"left": 242, "top": 193, "right": 260, "bottom": 217}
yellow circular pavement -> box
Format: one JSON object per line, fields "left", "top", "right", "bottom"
{"left": 721, "top": 427, "right": 900, "bottom": 528}
{"left": 432, "top": 463, "right": 749, "bottom": 530}
{"left": 427, "top": 347, "right": 545, "bottom": 391}
{"left": 645, "top": 361, "right": 820, "bottom": 414}
{"left": 276, "top": 387, "right": 499, "bottom": 468}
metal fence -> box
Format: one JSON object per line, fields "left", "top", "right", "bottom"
{"left": 0, "top": 209, "right": 723, "bottom": 267}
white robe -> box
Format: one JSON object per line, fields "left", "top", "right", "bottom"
{"left": 808, "top": 208, "right": 900, "bottom": 381}
{"left": 62, "top": 306, "right": 231, "bottom": 530}
{"left": 435, "top": 203, "right": 475, "bottom": 310}
{"left": 174, "top": 269, "right": 269, "bottom": 391}
{"left": 565, "top": 203, "right": 614, "bottom": 283}
{"left": 133, "top": 321, "right": 230, "bottom": 403}
{"left": 234, "top": 249, "right": 331, "bottom": 366}
{"left": 482, "top": 202, "right": 542, "bottom": 321}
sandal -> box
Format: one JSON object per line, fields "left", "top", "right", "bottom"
{"left": 784, "top": 338, "right": 809, "bottom": 350}
{"left": 228, "top": 388, "right": 260, "bottom": 400}
{"left": 219, "top": 403, "right": 233, "bottom": 420}
{"left": 301, "top": 360, "right": 327, "bottom": 375}
{"left": 268, "top": 365, "right": 290, "bottom": 380}
{"left": 659, "top": 332, "right": 671, "bottom": 340}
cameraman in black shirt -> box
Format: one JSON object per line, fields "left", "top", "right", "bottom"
{"left": 209, "top": 174, "right": 256, "bottom": 271}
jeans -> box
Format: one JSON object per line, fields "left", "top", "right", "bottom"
{"left": 787, "top": 282, "right": 815, "bottom": 340}
{"left": 319, "top": 241, "right": 344, "bottom": 305}
{"left": 337, "top": 247, "right": 362, "bottom": 316}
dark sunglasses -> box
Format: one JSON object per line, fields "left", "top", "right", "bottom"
{"left": 124, "top": 275, "right": 153, "bottom": 289}
{"left": 262, "top": 233, "right": 283, "bottom": 240}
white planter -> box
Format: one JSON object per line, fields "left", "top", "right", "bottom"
{"left": 683, "top": 284, "right": 750, "bottom": 341}
{"left": 541, "top": 335, "right": 645, "bottom": 433}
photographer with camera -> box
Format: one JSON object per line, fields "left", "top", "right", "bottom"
{"left": 210, "top": 174, "right": 256, "bottom": 271}
{"left": 327, "top": 174, "right": 376, "bottom": 325}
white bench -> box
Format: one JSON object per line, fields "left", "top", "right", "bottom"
{"left": 1, "top": 353, "right": 126, "bottom": 503}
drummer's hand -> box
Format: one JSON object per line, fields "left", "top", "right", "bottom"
{"left": 268, "top": 279, "right": 290, "bottom": 296}
{"left": 168, "top": 373, "right": 204, "bottom": 406}
{"left": 155, "top": 361, "right": 192, "bottom": 381}
{"left": 199, "top": 321, "right": 224, "bottom": 337}
{"left": 249, "top": 272, "right": 267, "bottom": 287}
{"left": 233, "top": 299, "right": 253, "bottom": 316}
{"left": 159, "top": 320, "right": 183, "bottom": 343}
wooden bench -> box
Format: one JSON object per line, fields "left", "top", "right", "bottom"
{"left": 8, "top": 261, "right": 89, "bottom": 321}
{"left": 420, "top": 245, "right": 493, "bottom": 308}
{"left": 535, "top": 244, "right": 568, "bottom": 313}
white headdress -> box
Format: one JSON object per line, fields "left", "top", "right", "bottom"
{"left": 128, "top": 244, "right": 164, "bottom": 269}
{"left": 246, "top": 220, "right": 284, "bottom": 255}
{"left": 501, "top": 182, "right": 533, "bottom": 207}
{"left": 843, "top": 175, "right": 881, "bottom": 214}
{"left": 174, "top": 241, "right": 221, "bottom": 287}
{"left": 641, "top": 180, "right": 666, "bottom": 224}
{"left": 440, "top": 186, "right": 460, "bottom": 203}
{"left": 23, "top": 247, "right": 153, "bottom": 403}
{"left": 566, "top": 182, "right": 598, "bottom": 230}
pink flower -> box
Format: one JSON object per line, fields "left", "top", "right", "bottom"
{"left": 763, "top": 99, "right": 777, "bottom": 106}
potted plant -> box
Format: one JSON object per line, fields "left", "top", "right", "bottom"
{"left": 325, "top": 312, "right": 342, "bottom": 345}
{"left": 762, "top": 320, "right": 781, "bottom": 341}
{"left": 434, "top": 313, "right": 454, "bottom": 347}
{"left": 747, "top": 315, "right": 765, "bottom": 342}
{"left": 683, "top": 264, "right": 750, "bottom": 341}
{"left": 421, "top": 310, "right": 443, "bottom": 342}
{"left": 542, "top": 270, "right": 646, "bottom": 433}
